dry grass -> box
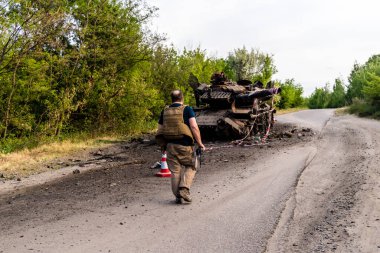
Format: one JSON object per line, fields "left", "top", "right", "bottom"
{"left": 0, "top": 136, "right": 122, "bottom": 179}
{"left": 276, "top": 107, "right": 308, "bottom": 115}
{"left": 334, "top": 107, "right": 350, "bottom": 116}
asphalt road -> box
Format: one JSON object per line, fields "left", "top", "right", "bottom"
{"left": 1, "top": 109, "right": 379, "bottom": 253}
{"left": 276, "top": 108, "right": 334, "bottom": 131}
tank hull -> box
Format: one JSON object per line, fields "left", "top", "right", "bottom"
{"left": 195, "top": 107, "right": 274, "bottom": 139}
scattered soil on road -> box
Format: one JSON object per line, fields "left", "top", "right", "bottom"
{"left": 0, "top": 122, "right": 315, "bottom": 234}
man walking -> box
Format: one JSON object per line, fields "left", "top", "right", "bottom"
{"left": 156, "top": 90, "right": 205, "bottom": 204}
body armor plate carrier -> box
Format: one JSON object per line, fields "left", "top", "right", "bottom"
{"left": 156, "top": 105, "right": 194, "bottom": 146}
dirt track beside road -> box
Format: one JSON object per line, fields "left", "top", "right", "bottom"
{"left": 267, "top": 112, "right": 380, "bottom": 253}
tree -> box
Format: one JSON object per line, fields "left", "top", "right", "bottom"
{"left": 0, "top": 0, "right": 163, "bottom": 142}
{"left": 145, "top": 44, "right": 179, "bottom": 113}
{"left": 147, "top": 46, "right": 228, "bottom": 106}
{"left": 277, "top": 79, "right": 304, "bottom": 109}
{"left": 328, "top": 78, "right": 346, "bottom": 108}
{"left": 68, "top": 0, "right": 161, "bottom": 133}
{"left": 308, "top": 85, "right": 331, "bottom": 109}
{"left": 177, "top": 48, "right": 227, "bottom": 104}
{"left": 347, "top": 55, "right": 380, "bottom": 103}
{"left": 347, "top": 54, "right": 380, "bottom": 118}
{"left": 226, "top": 46, "right": 276, "bottom": 83}
{"left": 0, "top": 0, "right": 68, "bottom": 138}
{"left": 361, "top": 60, "right": 380, "bottom": 116}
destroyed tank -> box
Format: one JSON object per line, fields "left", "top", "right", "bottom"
{"left": 191, "top": 72, "right": 281, "bottom": 139}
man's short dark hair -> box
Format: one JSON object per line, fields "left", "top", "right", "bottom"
{"left": 171, "top": 90, "right": 183, "bottom": 102}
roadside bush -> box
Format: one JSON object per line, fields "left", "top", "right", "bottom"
{"left": 348, "top": 98, "right": 380, "bottom": 119}
{"left": 0, "top": 136, "right": 42, "bottom": 154}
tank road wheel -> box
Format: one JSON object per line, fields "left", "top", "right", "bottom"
{"left": 217, "top": 119, "right": 230, "bottom": 139}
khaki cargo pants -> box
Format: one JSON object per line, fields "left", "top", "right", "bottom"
{"left": 166, "top": 143, "right": 196, "bottom": 197}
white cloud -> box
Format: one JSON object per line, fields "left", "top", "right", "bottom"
{"left": 148, "top": 0, "right": 380, "bottom": 95}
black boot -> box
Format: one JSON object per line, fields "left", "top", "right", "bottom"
{"left": 179, "top": 187, "right": 192, "bottom": 202}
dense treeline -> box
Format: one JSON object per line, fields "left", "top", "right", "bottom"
{"left": 0, "top": 0, "right": 162, "bottom": 152}
{"left": 308, "top": 78, "right": 346, "bottom": 109}
{"left": 0, "top": 0, "right": 280, "bottom": 152}
{"left": 307, "top": 54, "right": 380, "bottom": 119}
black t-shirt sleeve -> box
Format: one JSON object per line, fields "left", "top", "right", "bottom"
{"left": 187, "top": 106, "right": 196, "bottom": 118}
{"left": 183, "top": 106, "right": 195, "bottom": 125}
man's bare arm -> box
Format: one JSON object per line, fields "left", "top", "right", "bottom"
{"left": 189, "top": 117, "right": 205, "bottom": 150}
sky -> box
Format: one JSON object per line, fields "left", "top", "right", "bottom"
{"left": 147, "top": 0, "right": 380, "bottom": 96}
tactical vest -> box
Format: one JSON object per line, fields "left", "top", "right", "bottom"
{"left": 156, "top": 105, "right": 194, "bottom": 146}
